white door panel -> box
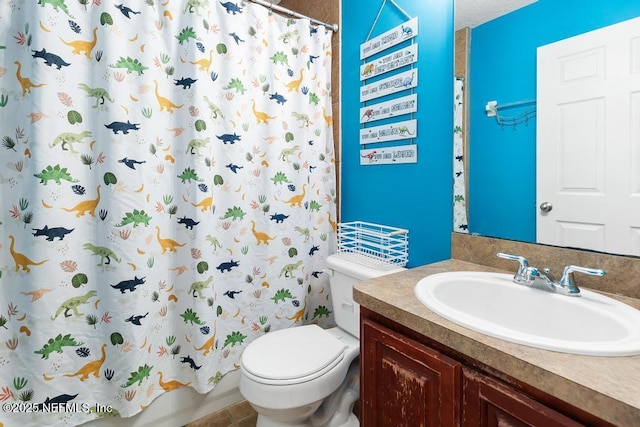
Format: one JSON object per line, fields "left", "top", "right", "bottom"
{"left": 537, "top": 16, "right": 640, "bottom": 255}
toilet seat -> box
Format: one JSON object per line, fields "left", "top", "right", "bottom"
{"left": 241, "top": 324, "right": 347, "bottom": 385}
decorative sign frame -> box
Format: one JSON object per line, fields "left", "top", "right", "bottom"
{"left": 360, "top": 144, "right": 418, "bottom": 166}
{"left": 360, "top": 119, "right": 417, "bottom": 144}
{"left": 360, "top": 44, "right": 418, "bottom": 81}
{"left": 360, "top": 69, "right": 418, "bottom": 102}
{"left": 360, "top": 17, "right": 418, "bottom": 60}
{"left": 359, "top": 94, "right": 417, "bottom": 124}
{"left": 359, "top": 16, "right": 419, "bottom": 165}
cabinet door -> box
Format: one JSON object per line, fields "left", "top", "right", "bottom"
{"left": 462, "top": 368, "right": 585, "bottom": 427}
{"left": 361, "top": 318, "right": 461, "bottom": 427}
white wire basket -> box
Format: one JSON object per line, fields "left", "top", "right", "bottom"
{"left": 337, "top": 221, "right": 409, "bottom": 270}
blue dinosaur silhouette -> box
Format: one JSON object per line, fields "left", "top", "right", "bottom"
{"left": 32, "top": 48, "right": 70, "bottom": 69}
{"left": 111, "top": 276, "right": 145, "bottom": 293}
{"left": 118, "top": 157, "right": 146, "bottom": 169}
{"left": 225, "top": 163, "right": 243, "bottom": 174}
{"left": 220, "top": 1, "right": 242, "bottom": 14}
{"left": 174, "top": 77, "right": 197, "bottom": 89}
{"left": 177, "top": 216, "right": 200, "bottom": 230}
{"left": 105, "top": 121, "right": 140, "bottom": 134}
{"left": 115, "top": 4, "right": 140, "bottom": 18}
{"left": 216, "top": 133, "right": 241, "bottom": 144}
{"left": 33, "top": 225, "right": 74, "bottom": 241}
{"left": 269, "top": 92, "right": 287, "bottom": 105}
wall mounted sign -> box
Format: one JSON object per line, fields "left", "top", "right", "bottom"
{"left": 360, "top": 69, "right": 418, "bottom": 102}
{"left": 360, "top": 144, "right": 418, "bottom": 165}
{"left": 359, "top": 119, "right": 417, "bottom": 144}
{"left": 360, "top": 17, "right": 418, "bottom": 60}
{"left": 359, "top": 44, "right": 418, "bottom": 81}
{"left": 359, "top": 93, "right": 417, "bottom": 124}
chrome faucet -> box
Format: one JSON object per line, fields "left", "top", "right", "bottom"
{"left": 496, "top": 253, "right": 606, "bottom": 296}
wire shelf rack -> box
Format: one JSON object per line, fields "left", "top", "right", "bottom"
{"left": 337, "top": 221, "right": 409, "bottom": 270}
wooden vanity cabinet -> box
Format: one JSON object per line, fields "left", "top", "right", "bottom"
{"left": 361, "top": 316, "right": 461, "bottom": 426}
{"left": 360, "top": 308, "right": 609, "bottom": 427}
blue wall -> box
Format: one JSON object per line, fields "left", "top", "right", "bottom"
{"left": 469, "top": 0, "right": 640, "bottom": 242}
{"left": 341, "top": 1, "right": 454, "bottom": 267}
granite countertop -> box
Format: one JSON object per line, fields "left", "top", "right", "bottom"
{"left": 353, "top": 259, "right": 640, "bottom": 427}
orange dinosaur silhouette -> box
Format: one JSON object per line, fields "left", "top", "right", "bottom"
{"left": 251, "top": 99, "right": 277, "bottom": 124}
{"left": 153, "top": 80, "right": 183, "bottom": 113}
{"left": 194, "top": 321, "right": 216, "bottom": 356}
{"left": 62, "top": 185, "right": 101, "bottom": 217}
{"left": 250, "top": 220, "right": 275, "bottom": 245}
{"left": 189, "top": 50, "right": 213, "bottom": 73}
{"left": 21, "top": 288, "right": 53, "bottom": 302}
{"left": 285, "top": 69, "right": 304, "bottom": 92}
{"left": 156, "top": 226, "right": 186, "bottom": 254}
{"left": 158, "top": 371, "right": 191, "bottom": 392}
{"left": 59, "top": 27, "right": 98, "bottom": 58}
{"left": 287, "top": 297, "right": 306, "bottom": 324}
{"left": 64, "top": 344, "right": 107, "bottom": 381}
{"left": 280, "top": 184, "right": 306, "bottom": 208}
{"left": 191, "top": 195, "right": 213, "bottom": 212}
{"left": 8, "top": 235, "right": 48, "bottom": 272}
{"left": 14, "top": 61, "right": 46, "bottom": 96}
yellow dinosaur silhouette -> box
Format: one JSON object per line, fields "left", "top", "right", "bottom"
{"left": 194, "top": 321, "right": 216, "bottom": 356}
{"left": 250, "top": 220, "right": 275, "bottom": 245}
{"left": 189, "top": 49, "right": 213, "bottom": 73}
{"left": 326, "top": 211, "right": 337, "bottom": 232}
{"left": 281, "top": 184, "right": 306, "bottom": 207}
{"left": 285, "top": 69, "right": 304, "bottom": 92}
{"left": 21, "top": 288, "right": 53, "bottom": 302}
{"left": 156, "top": 226, "right": 186, "bottom": 254}
{"left": 191, "top": 195, "right": 213, "bottom": 212}
{"left": 14, "top": 61, "right": 46, "bottom": 96}
{"left": 322, "top": 106, "right": 333, "bottom": 127}
{"left": 8, "top": 235, "right": 48, "bottom": 272}
{"left": 158, "top": 371, "right": 191, "bottom": 392}
{"left": 62, "top": 185, "right": 101, "bottom": 217}
{"left": 64, "top": 344, "right": 107, "bottom": 381}
{"left": 287, "top": 298, "right": 306, "bottom": 324}
{"left": 251, "top": 99, "right": 277, "bottom": 124}
{"left": 59, "top": 27, "right": 98, "bottom": 58}
{"left": 153, "top": 80, "right": 183, "bottom": 113}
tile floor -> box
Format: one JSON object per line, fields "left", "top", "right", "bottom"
{"left": 185, "top": 400, "right": 257, "bottom": 427}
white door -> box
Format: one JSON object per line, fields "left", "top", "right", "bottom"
{"left": 537, "top": 16, "right": 640, "bottom": 256}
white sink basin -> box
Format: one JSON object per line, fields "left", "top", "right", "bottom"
{"left": 414, "top": 271, "right": 640, "bottom": 356}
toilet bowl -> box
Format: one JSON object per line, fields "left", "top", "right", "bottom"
{"left": 239, "top": 254, "right": 404, "bottom": 427}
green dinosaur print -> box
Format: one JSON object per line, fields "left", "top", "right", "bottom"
{"left": 308, "top": 92, "right": 320, "bottom": 105}
{"left": 223, "top": 78, "right": 246, "bottom": 94}
{"left": 180, "top": 308, "right": 206, "bottom": 325}
{"left": 35, "top": 333, "right": 84, "bottom": 359}
{"left": 177, "top": 167, "right": 203, "bottom": 183}
{"left": 51, "top": 290, "right": 98, "bottom": 320}
{"left": 294, "top": 226, "right": 310, "bottom": 241}
{"left": 189, "top": 276, "right": 213, "bottom": 299}
{"left": 176, "top": 26, "right": 199, "bottom": 45}
{"left": 270, "top": 171, "right": 292, "bottom": 184}
{"left": 38, "top": 0, "right": 72, "bottom": 16}
{"left": 185, "top": 137, "right": 210, "bottom": 155}
{"left": 49, "top": 131, "right": 92, "bottom": 153}
{"left": 110, "top": 56, "right": 148, "bottom": 75}
{"left": 309, "top": 200, "right": 322, "bottom": 212}
{"left": 220, "top": 206, "right": 246, "bottom": 220}
{"left": 34, "top": 164, "right": 79, "bottom": 185}
{"left": 83, "top": 243, "right": 122, "bottom": 266}
{"left": 78, "top": 83, "right": 114, "bottom": 108}
{"left": 312, "top": 305, "right": 332, "bottom": 320}
{"left": 223, "top": 331, "right": 247, "bottom": 347}
{"left": 121, "top": 364, "right": 153, "bottom": 388}
{"left": 291, "top": 112, "right": 310, "bottom": 127}
{"left": 279, "top": 30, "right": 298, "bottom": 44}
{"left": 184, "top": 0, "right": 209, "bottom": 14}
{"left": 271, "top": 288, "right": 293, "bottom": 303}
{"left": 454, "top": 195, "right": 465, "bottom": 202}
{"left": 279, "top": 260, "right": 303, "bottom": 278}
{"left": 279, "top": 145, "right": 300, "bottom": 161}
{"left": 115, "top": 209, "right": 152, "bottom": 227}
{"left": 270, "top": 51, "right": 288, "bottom": 65}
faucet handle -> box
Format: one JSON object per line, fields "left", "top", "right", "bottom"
{"left": 558, "top": 265, "right": 606, "bottom": 295}
{"left": 496, "top": 252, "right": 529, "bottom": 273}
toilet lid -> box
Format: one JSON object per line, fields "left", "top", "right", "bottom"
{"left": 242, "top": 324, "right": 346, "bottom": 381}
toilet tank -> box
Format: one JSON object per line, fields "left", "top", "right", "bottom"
{"left": 326, "top": 254, "right": 405, "bottom": 338}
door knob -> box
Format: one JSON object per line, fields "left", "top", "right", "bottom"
{"left": 540, "top": 202, "right": 553, "bottom": 212}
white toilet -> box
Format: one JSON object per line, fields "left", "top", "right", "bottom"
{"left": 239, "top": 254, "right": 403, "bottom": 427}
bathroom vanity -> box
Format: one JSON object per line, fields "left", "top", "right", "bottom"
{"left": 354, "top": 235, "right": 640, "bottom": 426}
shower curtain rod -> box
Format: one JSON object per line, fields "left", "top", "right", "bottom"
{"left": 247, "top": 0, "right": 339, "bottom": 32}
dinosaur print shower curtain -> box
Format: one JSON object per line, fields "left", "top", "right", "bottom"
{"left": 0, "top": 1, "right": 336, "bottom": 425}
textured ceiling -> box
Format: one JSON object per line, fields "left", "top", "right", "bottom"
{"left": 455, "top": 0, "right": 538, "bottom": 31}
